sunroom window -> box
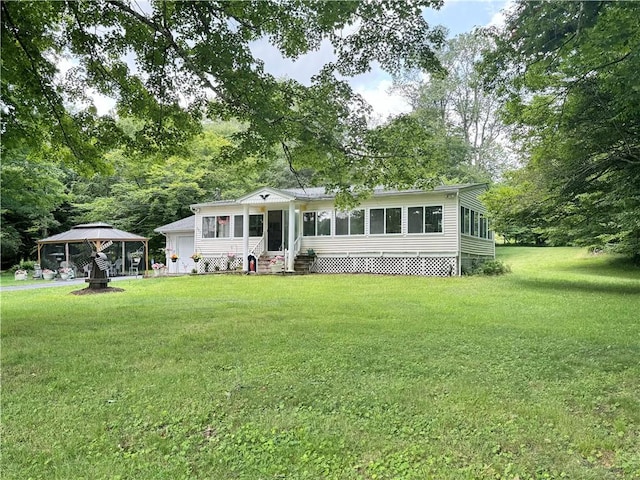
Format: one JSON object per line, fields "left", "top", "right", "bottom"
{"left": 233, "top": 214, "right": 264, "bottom": 237}
{"left": 202, "top": 216, "right": 231, "bottom": 238}
{"left": 336, "top": 209, "right": 365, "bottom": 235}
{"left": 369, "top": 208, "right": 401, "bottom": 234}
{"left": 303, "top": 211, "right": 331, "bottom": 236}
{"left": 408, "top": 206, "right": 443, "bottom": 233}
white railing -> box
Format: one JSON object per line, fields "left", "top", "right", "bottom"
{"left": 293, "top": 235, "right": 302, "bottom": 256}
{"left": 250, "top": 236, "right": 266, "bottom": 257}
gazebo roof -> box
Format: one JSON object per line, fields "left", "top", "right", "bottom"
{"left": 37, "top": 223, "right": 148, "bottom": 244}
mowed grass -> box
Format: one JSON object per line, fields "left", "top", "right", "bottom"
{"left": 2, "top": 247, "right": 639, "bottom": 479}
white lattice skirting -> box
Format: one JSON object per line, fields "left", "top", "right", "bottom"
{"left": 311, "top": 256, "right": 457, "bottom": 277}
{"left": 196, "top": 256, "right": 240, "bottom": 273}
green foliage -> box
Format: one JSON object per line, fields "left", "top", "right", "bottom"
{"left": 2, "top": 0, "right": 446, "bottom": 187}
{"left": 467, "top": 259, "right": 511, "bottom": 276}
{"left": 2, "top": 248, "right": 639, "bottom": 478}
{"left": 9, "top": 260, "right": 37, "bottom": 274}
{"left": 392, "top": 31, "right": 511, "bottom": 180}
{"left": 482, "top": 1, "right": 640, "bottom": 259}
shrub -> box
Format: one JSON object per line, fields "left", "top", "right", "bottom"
{"left": 463, "top": 259, "right": 511, "bottom": 276}
{"left": 477, "top": 259, "right": 511, "bottom": 276}
{"left": 10, "top": 260, "right": 37, "bottom": 273}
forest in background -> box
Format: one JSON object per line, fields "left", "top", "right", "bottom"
{"left": 2, "top": 1, "right": 638, "bottom": 268}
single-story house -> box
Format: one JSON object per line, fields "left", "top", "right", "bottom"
{"left": 154, "top": 184, "right": 494, "bottom": 276}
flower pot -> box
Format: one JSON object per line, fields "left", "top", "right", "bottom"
{"left": 193, "top": 258, "right": 200, "bottom": 263}
{"left": 171, "top": 258, "right": 178, "bottom": 263}
{"left": 60, "top": 273, "right": 69, "bottom": 281}
{"left": 14, "top": 272, "right": 28, "bottom": 281}
{"left": 43, "top": 272, "right": 55, "bottom": 280}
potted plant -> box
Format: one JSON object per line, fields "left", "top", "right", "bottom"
{"left": 170, "top": 253, "right": 179, "bottom": 263}
{"left": 131, "top": 251, "right": 143, "bottom": 265}
{"left": 14, "top": 269, "right": 28, "bottom": 281}
{"left": 190, "top": 252, "right": 202, "bottom": 263}
{"left": 58, "top": 267, "right": 73, "bottom": 280}
{"left": 226, "top": 252, "right": 236, "bottom": 270}
{"left": 269, "top": 255, "right": 285, "bottom": 273}
{"left": 42, "top": 269, "right": 55, "bottom": 280}
{"left": 152, "top": 262, "right": 166, "bottom": 276}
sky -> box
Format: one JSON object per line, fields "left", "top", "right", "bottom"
{"left": 91, "top": 0, "right": 511, "bottom": 120}
{"left": 355, "top": 0, "right": 511, "bottom": 120}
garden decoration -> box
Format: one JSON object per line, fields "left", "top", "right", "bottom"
{"left": 77, "top": 239, "right": 113, "bottom": 290}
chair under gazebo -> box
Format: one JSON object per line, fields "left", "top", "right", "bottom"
{"left": 37, "top": 223, "right": 149, "bottom": 279}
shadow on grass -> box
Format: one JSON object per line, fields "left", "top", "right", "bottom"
{"left": 555, "top": 256, "right": 640, "bottom": 281}
{"left": 513, "top": 276, "right": 640, "bottom": 296}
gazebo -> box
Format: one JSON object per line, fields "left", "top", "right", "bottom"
{"left": 37, "top": 223, "right": 149, "bottom": 277}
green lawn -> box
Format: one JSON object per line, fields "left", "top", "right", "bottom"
{"left": 2, "top": 247, "right": 639, "bottom": 479}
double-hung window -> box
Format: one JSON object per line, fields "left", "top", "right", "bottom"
{"left": 369, "top": 208, "right": 401, "bottom": 234}
{"left": 335, "top": 209, "right": 365, "bottom": 235}
{"left": 303, "top": 211, "right": 331, "bottom": 236}
{"left": 233, "top": 214, "right": 264, "bottom": 237}
{"left": 408, "top": 206, "right": 443, "bottom": 233}
{"left": 202, "top": 215, "right": 231, "bottom": 238}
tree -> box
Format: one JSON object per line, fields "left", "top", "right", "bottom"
{"left": 2, "top": 0, "right": 447, "bottom": 190}
{"left": 71, "top": 124, "right": 267, "bottom": 252}
{"left": 392, "top": 31, "right": 511, "bottom": 179}
{"left": 482, "top": 1, "right": 640, "bottom": 261}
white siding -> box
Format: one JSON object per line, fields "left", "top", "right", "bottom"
{"left": 194, "top": 204, "right": 262, "bottom": 256}
{"left": 460, "top": 236, "right": 495, "bottom": 256}
{"left": 458, "top": 185, "right": 495, "bottom": 258}
{"left": 299, "top": 193, "right": 459, "bottom": 256}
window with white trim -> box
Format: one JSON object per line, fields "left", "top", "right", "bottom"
{"left": 408, "top": 206, "right": 443, "bottom": 233}
{"left": 369, "top": 208, "right": 401, "bottom": 234}
{"left": 202, "top": 215, "right": 231, "bottom": 238}
{"left": 303, "top": 210, "right": 331, "bottom": 236}
{"left": 336, "top": 209, "right": 365, "bottom": 235}
{"left": 233, "top": 214, "right": 264, "bottom": 237}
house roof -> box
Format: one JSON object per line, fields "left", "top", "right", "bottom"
{"left": 154, "top": 216, "right": 196, "bottom": 234}
{"left": 38, "top": 223, "right": 148, "bottom": 244}
{"left": 190, "top": 183, "right": 487, "bottom": 208}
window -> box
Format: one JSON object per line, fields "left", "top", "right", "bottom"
{"left": 202, "top": 215, "right": 230, "bottom": 238}
{"left": 303, "top": 212, "right": 316, "bottom": 236}
{"left": 369, "top": 208, "right": 401, "bottom": 234}
{"left": 234, "top": 214, "right": 264, "bottom": 237}
{"left": 425, "top": 206, "right": 443, "bottom": 233}
{"left": 461, "top": 207, "right": 470, "bottom": 235}
{"left": 336, "top": 209, "right": 365, "bottom": 235}
{"left": 317, "top": 211, "right": 331, "bottom": 236}
{"left": 303, "top": 211, "right": 332, "bottom": 236}
{"left": 370, "top": 209, "right": 384, "bottom": 234}
{"left": 408, "top": 206, "right": 443, "bottom": 233}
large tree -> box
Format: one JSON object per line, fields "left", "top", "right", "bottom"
{"left": 482, "top": 1, "right": 640, "bottom": 260}
{"left": 392, "top": 31, "right": 511, "bottom": 179}
{"left": 2, "top": 0, "right": 447, "bottom": 190}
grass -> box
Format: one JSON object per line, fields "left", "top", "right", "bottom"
{"left": 1, "top": 247, "right": 639, "bottom": 479}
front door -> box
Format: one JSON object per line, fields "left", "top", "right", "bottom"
{"left": 267, "top": 210, "right": 283, "bottom": 251}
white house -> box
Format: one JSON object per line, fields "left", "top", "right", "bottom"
{"left": 154, "top": 184, "right": 494, "bottom": 276}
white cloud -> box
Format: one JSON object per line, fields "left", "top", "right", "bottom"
{"left": 355, "top": 79, "right": 411, "bottom": 124}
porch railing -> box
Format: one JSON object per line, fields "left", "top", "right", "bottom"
{"left": 293, "top": 235, "right": 302, "bottom": 256}
{"left": 250, "top": 236, "right": 266, "bottom": 258}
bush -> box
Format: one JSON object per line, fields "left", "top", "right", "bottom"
{"left": 477, "top": 259, "right": 511, "bottom": 276}
{"left": 10, "top": 260, "right": 37, "bottom": 273}
{"left": 464, "top": 259, "right": 511, "bottom": 276}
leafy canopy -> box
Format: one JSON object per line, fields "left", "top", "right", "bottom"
{"left": 2, "top": 0, "right": 447, "bottom": 192}
{"left": 482, "top": 1, "right": 640, "bottom": 259}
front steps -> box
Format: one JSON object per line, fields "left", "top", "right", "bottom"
{"left": 256, "top": 253, "right": 316, "bottom": 274}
